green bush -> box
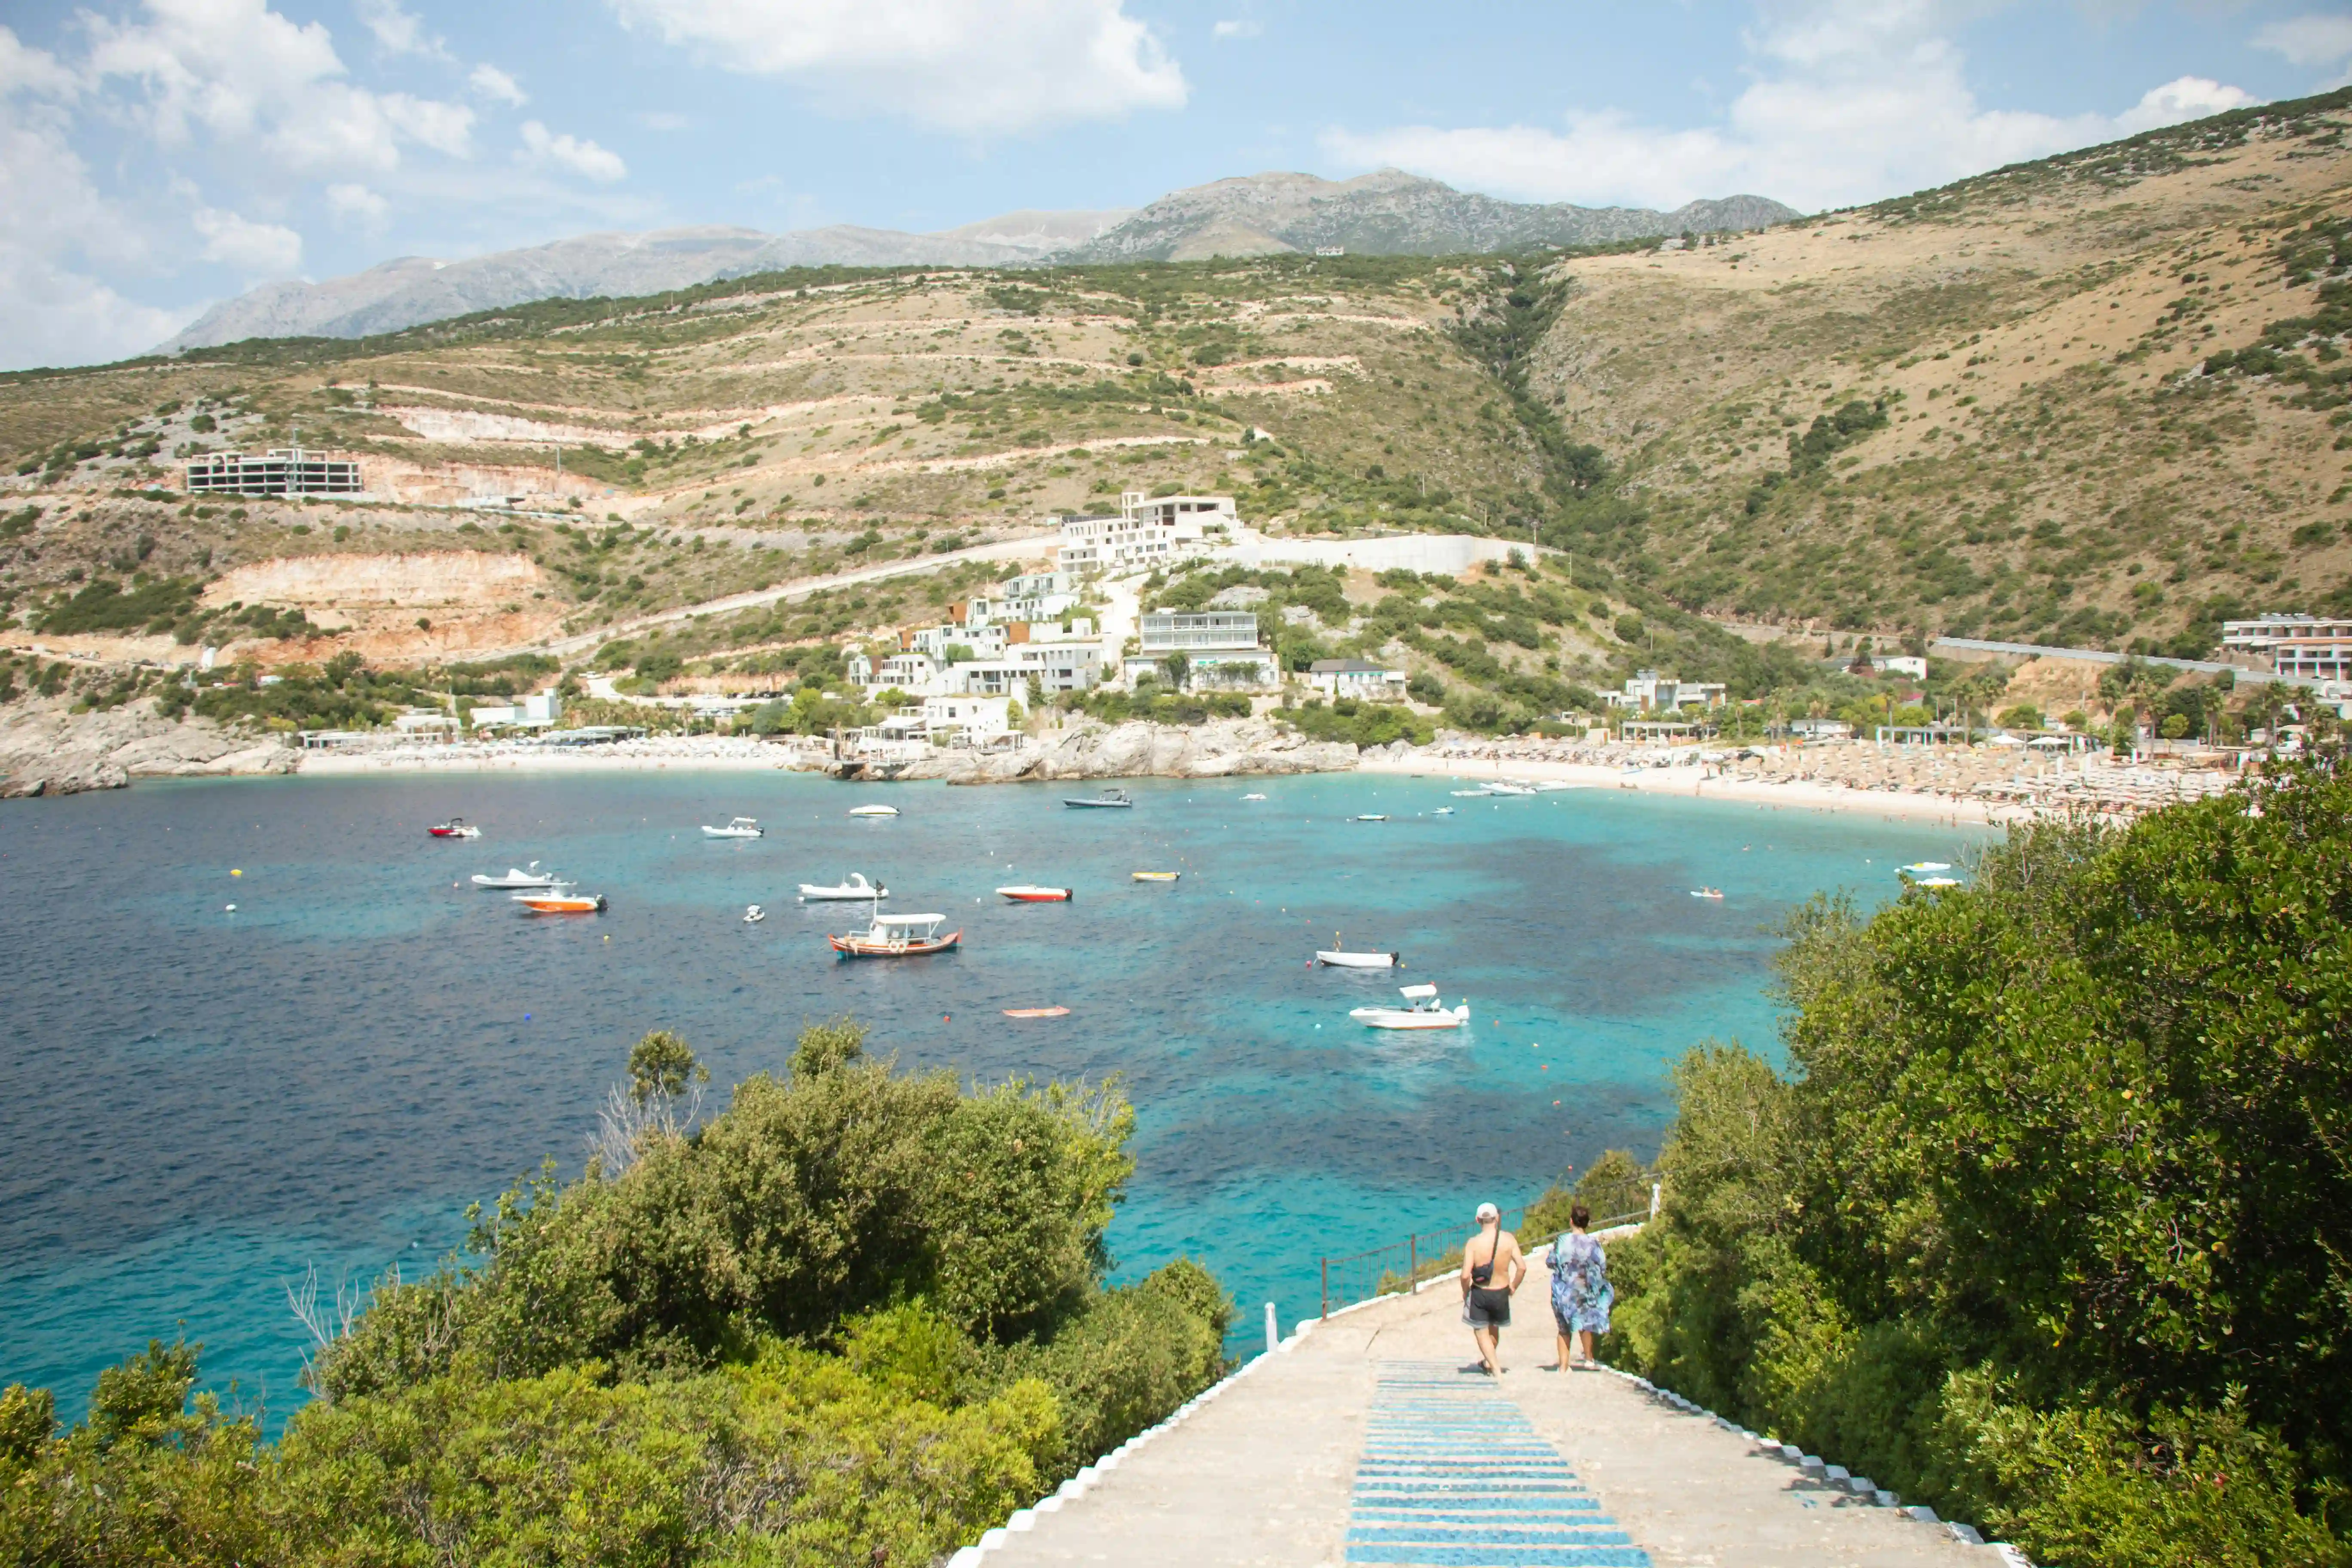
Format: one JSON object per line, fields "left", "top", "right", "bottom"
{"left": 1606, "top": 767, "right": 2352, "bottom": 1563}
{"left": 0, "top": 1020, "right": 1232, "bottom": 1565}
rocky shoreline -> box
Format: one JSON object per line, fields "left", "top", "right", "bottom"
{"left": 0, "top": 698, "right": 297, "bottom": 798}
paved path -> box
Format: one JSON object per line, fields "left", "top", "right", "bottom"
{"left": 985, "top": 1255, "right": 2009, "bottom": 1568}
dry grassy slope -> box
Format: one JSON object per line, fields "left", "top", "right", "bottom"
{"left": 0, "top": 260, "right": 1557, "bottom": 664}
{"left": 1531, "top": 93, "right": 2352, "bottom": 653}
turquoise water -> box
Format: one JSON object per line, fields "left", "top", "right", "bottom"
{"left": 0, "top": 770, "right": 1982, "bottom": 1424}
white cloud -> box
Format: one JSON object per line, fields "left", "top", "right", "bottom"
{"left": 1212, "top": 18, "right": 1260, "bottom": 41}
{"left": 85, "top": 0, "right": 475, "bottom": 175}
{"left": 469, "top": 63, "right": 527, "bottom": 106}
{"left": 519, "top": 119, "right": 626, "bottom": 182}
{"left": 326, "top": 180, "right": 389, "bottom": 227}
{"left": 193, "top": 202, "right": 303, "bottom": 272}
{"left": 606, "top": 0, "right": 1187, "bottom": 134}
{"left": 2252, "top": 14, "right": 2352, "bottom": 67}
{"left": 2254, "top": 13, "right": 2352, "bottom": 88}
{"left": 352, "top": 0, "right": 444, "bottom": 58}
{"left": 1320, "top": 1, "right": 2257, "bottom": 214}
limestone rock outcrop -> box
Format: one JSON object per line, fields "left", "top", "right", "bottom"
{"left": 0, "top": 698, "right": 297, "bottom": 798}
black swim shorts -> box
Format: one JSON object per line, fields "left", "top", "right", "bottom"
{"left": 1465, "top": 1286, "right": 1512, "bottom": 1328}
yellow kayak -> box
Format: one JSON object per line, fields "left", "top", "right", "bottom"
{"left": 1131, "top": 871, "right": 1181, "bottom": 883}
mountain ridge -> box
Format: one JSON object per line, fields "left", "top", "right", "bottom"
{"left": 157, "top": 170, "right": 1796, "bottom": 353}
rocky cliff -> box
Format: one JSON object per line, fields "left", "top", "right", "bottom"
{"left": 0, "top": 698, "right": 297, "bottom": 798}
{"left": 903, "top": 719, "right": 1359, "bottom": 784}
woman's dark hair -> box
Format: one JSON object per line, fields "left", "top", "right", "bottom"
{"left": 1570, "top": 1200, "right": 1591, "bottom": 1229}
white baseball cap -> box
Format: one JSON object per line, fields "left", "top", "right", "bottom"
{"left": 1476, "top": 1201, "right": 1499, "bottom": 1222}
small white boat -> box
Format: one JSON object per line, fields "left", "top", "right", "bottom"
{"left": 1690, "top": 888, "right": 1725, "bottom": 901}
{"left": 1450, "top": 788, "right": 1494, "bottom": 798}
{"left": 799, "top": 873, "right": 889, "bottom": 902}
{"left": 1064, "top": 788, "right": 1132, "bottom": 809}
{"left": 702, "top": 816, "right": 763, "bottom": 839}
{"left": 1351, "top": 983, "right": 1470, "bottom": 1030}
{"left": 472, "top": 861, "right": 557, "bottom": 889}
{"left": 1912, "top": 876, "right": 1963, "bottom": 889}
{"left": 1351, "top": 814, "right": 1389, "bottom": 823}
{"left": 1433, "top": 807, "right": 1455, "bottom": 816}
{"left": 1897, "top": 861, "right": 1952, "bottom": 876}
{"left": 1317, "top": 947, "right": 1399, "bottom": 968}
{"left": 1485, "top": 782, "right": 1537, "bottom": 797}
{"left": 1132, "top": 870, "right": 1180, "bottom": 883}
{"left": 849, "top": 803, "right": 900, "bottom": 818}
{"left": 743, "top": 904, "right": 766, "bottom": 923}
{"left": 1241, "top": 793, "right": 1267, "bottom": 801}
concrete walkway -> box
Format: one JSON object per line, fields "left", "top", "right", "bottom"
{"left": 984, "top": 1258, "right": 2012, "bottom": 1568}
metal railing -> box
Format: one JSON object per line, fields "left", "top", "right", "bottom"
{"left": 1315, "top": 1179, "right": 1661, "bottom": 1320}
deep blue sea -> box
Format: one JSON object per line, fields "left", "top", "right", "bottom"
{"left": 0, "top": 769, "right": 1982, "bottom": 1426}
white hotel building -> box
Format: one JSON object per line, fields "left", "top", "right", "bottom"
{"left": 1055, "top": 492, "right": 1238, "bottom": 575}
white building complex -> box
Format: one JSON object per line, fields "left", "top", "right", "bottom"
{"left": 1056, "top": 493, "right": 1237, "bottom": 575}
{"left": 1604, "top": 671, "right": 1727, "bottom": 712}
{"left": 1306, "top": 658, "right": 1408, "bottom": 700}
{"left": 2222, "top": 613, "right": 2352, "bottom": 681}
{"left": 1126, "top": 611, "right": 1280, "bottom": 689}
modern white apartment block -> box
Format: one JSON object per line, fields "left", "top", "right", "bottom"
{"left": 185, "top": 446, "right": 363, "bottom": 497}
{"left": 1128, "top": 610, "right": 1279, "bottom": 689}
{"left": 950, "top": 644, "right": 1103, "bottom": 696}
{"left": 1056, "top": 492, "right": 1238, "bottom": 574}
{"left": 2222, "top": 613, "right": 2352, "bottom": 679}
{"left": 1604, "top": 670, "right": 1728, "bottom": 711}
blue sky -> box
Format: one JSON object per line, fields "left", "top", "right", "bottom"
{"left": 4, "top": 0, "right": 2350, "bottom": 369}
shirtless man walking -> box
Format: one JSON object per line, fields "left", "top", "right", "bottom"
{"left": 1458, "top": 1201, "right": 1525, "bottom": 1375}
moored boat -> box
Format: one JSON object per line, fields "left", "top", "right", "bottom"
{"left": 743, "top": 904, "right": 766, "bottom": 923}
{"left": 429, "top": 818, "right": 481, "bottom": 839}
{"left": 1003, "top": 1006, "right": 1071, "bottom": 1019}
{"left": 1063, "top": 788, "right": 1131, "bottom": 809}
{"left": 1690, "top": 887, "right": 1724, "bottom": 900}
{"left": 1131, "top": 870, "right": 1180, "bottom": 883}
{"left": 849, "top": 803, "right": 900, "bottom": 818}
{"left": 997, "top": 885, "right": 1073, "bottom": 903}
{"left": 472, "top": 861, "right": 557, "bottom": 889}
{"left": 1351, "top": 983, "right": 1470, "bottom": 1030}
{"left": 1351, "top": 814, "right": 1388, "bottom": 822}
{"left": 512, "top": 884, "right": 605, "bottom": 914}
{"left": 1897, "top": 861, "right": 1952, "bottom": 876}
{"left": 799, "top": 872, "right": 888, "bottom": 902}
{"left": 829, "top": 912, "right": 960, "bottom": 958}
{"left": 702, "top": 816, "right": 763, "bottom": 839}
{"left": 1317, "top": 947, "right": 1400, "bottom": 968}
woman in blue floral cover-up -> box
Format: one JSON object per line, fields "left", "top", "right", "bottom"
{"left": 1546, "top": 1200, "right": 1613, "bottom": 1371}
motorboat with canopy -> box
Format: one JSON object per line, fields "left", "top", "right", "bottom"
{"left": 1064, "top": 788, "right": 1132, "bottom": 809}
{"left": 829, "top": 911, "right": 961, "bottom": 958}
{"left": 472, "top": 861, "right": 557, "bottom": 889}
{"left": 702, "top": 817, "right": 763, "bottom": 839}
{"left": 1350, "top": 983, "right": 1469, "bottom": 1030}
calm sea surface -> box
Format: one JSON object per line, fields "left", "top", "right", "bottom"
{"left": 0, "top": 769, "right": 1981, "bottom": 1424}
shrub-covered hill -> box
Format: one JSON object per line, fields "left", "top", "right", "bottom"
{"left": 1606, "top": 756, "right": 2352, "bottom": 1567}
{"left": 1527, "top": 86, "right": 2352, "bottom": 658}
{"left": 8, "top": 91, "right": 2352, "bottom": 679}
{"left": 0, "top": 1020, "right": 1231, "bottom": 1567}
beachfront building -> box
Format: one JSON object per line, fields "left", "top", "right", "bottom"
{"left": 1306, "top": 658, "right": 1408, "bottom": 700}
{"left": 1788, "top": 717, "right": 1854, "bottom": 741}
{"left": 903, "top": 623, "right": 1010, "bottom": 661}
{"left": 1124, "top": 610, "right": 1279, "bottom": 689}
{"left": 1603, "top": 670, "right": 1727, "bottom": 712}
{"left": 185, "top": 445, "right": 363, "bottom": 497}
{"left": 466, "top": 692, "right": 562, "bottom": 729}
{"left": 1055, "top": 492, "right": 1238, "bottom": 576}
{"left": 920, "top": 695, "right": 1012, "bottom": 745}
{"left": 845, "top": 651, "right": 943, "bottom": 693}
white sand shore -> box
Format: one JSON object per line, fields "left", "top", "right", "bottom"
{"left": 1357, "top": 751, "right": 2027, "bottom": 828}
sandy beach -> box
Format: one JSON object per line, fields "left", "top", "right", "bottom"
{"left": 1357, "top": 750, "right": 2021, "bottom": 827}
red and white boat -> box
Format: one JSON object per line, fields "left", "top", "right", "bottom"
{"left": 512, "top": 884, "right": 606, "bottom": 914}
{"left": 428, "top": 818, "right": 480, "bottom": 839}
{"left": 829, "top": 911, "right": 960, "bottom": 958}
{"left": 996, "top": 885, "right": 1073, "bottom": 903}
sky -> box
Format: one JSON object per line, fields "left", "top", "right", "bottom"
{"left": 3, "top": 0, "right": 2350, "bottom": 371}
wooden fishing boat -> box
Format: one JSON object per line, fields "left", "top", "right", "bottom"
{"left": 829, "top": 911, "right": 960, "bottom": 958}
